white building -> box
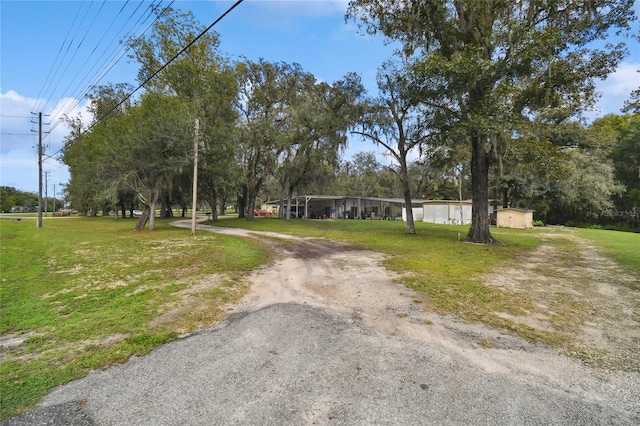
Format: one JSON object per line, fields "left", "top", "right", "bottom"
{"left": 422, "top": 200, "right": 473, "bottom": 225}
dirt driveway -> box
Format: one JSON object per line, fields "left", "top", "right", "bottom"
{"left": 6, "top": 222, "right": 639, "bottom": 425}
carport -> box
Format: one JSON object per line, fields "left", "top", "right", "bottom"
{"left": 269, "top": 196, "right": 425, "bottom": 220}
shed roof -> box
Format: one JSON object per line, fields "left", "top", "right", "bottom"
{"left": 423, "top": 200, "right": 473, "bottom": 205}
{"left": 498, "top": 207, "right": 535, "bottom": 213}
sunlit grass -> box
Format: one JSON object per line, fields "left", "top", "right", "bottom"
{"left": 574, "top": 227, "right": 640, "bottom": 274}
{"left": 0, "top": 216, "right": 271, "bottom": 419}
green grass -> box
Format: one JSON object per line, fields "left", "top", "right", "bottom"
{"left": 0, "top": 217, "right": 271, "bottom": 419}
{"left": 573, "top": 227, "right": 640, "bottom": 274}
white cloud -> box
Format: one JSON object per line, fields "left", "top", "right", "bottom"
{"left": 0, "top": 90, "right": 39, "bottom": 155}
{"left": 0, "top": 88, "right": 91, "bottom": 192}
{"left": 599, "top": 62, "right": 640, "bottom": 96}
{"left": 590, "top": 61, "right": 640, "bottom": 118}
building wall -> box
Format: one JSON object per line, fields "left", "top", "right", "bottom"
{"left": 496, "top": 209, "right": 533, "bottom": 229}
{"left": 402, "top": 207, "right": 424, "bottom": 222}
{"left": 423, "top": 202, "right": 472, "bottom": 225}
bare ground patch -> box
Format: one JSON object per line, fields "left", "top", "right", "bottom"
{"left": 149, "top": 273, "right": 250, "bottom": 336}
{"left": 483, "top": 229, "right": 640, "bottom": 371}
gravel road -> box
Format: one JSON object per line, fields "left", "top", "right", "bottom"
{"left": 4, "top": 222, "right": 639, "bottom": 425}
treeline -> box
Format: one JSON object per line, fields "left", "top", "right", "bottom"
{"left": 312, "top": 113, "right": 639, "bottom": 232}
{"left": 0, "top": 186, "right": 66, "bottom": 214}
{"left": 60, "top": 4, "right": 638, "bottom": 237}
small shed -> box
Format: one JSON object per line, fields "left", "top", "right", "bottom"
{"left": 496, "top": 208, "right": 534, "bottom": 229}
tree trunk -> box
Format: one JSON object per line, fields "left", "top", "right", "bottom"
{"left": 160, "top": 196, "right": 167, "bottom": 218}
{"left": 399, "top": 159, "right": 416, "bottom": 234}
{"left": 219, "top": 195, "right": 226, "bottom": 217}
{"left": 148, "top": 188, "right": 161, "bottom": 231}
{"left": 238, "top": 186, "right": 247, "bottom": 219}
{"left": 286, "top": 186, "right": 295, "bottom": 222}
{"left": 209, "top": 186, "right": 219, "bottom": 222}
{"left": 246, "top": 188, "right": 256, "bottom": 221}
{"left": 467, "top": 134, "right": 496, "bottom": 244}
{"left": 282, "top": 177, "right": 290, "bottom": 221}
{"left": 134, "top": 207, "right": 150, "bottom": 231}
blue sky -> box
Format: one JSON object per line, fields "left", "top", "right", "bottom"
{"left": 1, "top": 0, "right": 639, "bottom": 194}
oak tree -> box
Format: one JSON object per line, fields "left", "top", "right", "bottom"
{"left": 348, "top": 0, "right": 635, "bottom": 243}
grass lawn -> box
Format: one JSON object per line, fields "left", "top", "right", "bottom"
{"left": 574, "top": 227, "right": 640, "bottom": 273}
{"left": 0, "top": 216, "right": 271, "bottom": 419}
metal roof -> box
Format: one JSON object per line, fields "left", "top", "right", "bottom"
{"left": 266, "top": 195, "right": 427, "bottom": 205}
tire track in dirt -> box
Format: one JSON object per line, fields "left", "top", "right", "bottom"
{"left": 483, "top": 228, "right": 639, "bottom": 372}
{"left": 172, "top": 220, "right": 639, "bottom": 397}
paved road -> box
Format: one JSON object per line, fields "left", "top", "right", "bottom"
{"left": 5, "top": 303, "right": 639, "bottom": 425}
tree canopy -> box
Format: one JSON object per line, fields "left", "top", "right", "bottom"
{"left": 58, "top": 4, "right": 638, "bottom": 234}
{"left": 347, "top": 0, "right": 635, "bottom": 242}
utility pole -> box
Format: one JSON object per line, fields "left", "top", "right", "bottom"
{"left": 457, "top": 165, "right": 464, "bottom": 224}
{"left": 44, "top": 171, "right": 49, "bottom": 217}
{"left": 53, "top": 184, "right": 56, "bottom": 215}
{"left": 191, "top": 118, "right": 199, "bottom": 236}
{"left": 37, "top": 112, "right": 43, "bottom": 228}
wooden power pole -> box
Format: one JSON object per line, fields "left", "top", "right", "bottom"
{"left": 191, "top": 119, "right": 199, "bottom": 236}
{"left": 37, "top": 112, "right": 43, "bottom": 228}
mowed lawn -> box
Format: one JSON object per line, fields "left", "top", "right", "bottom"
{"left": 1, "top": 216, "right": 638, "bottom": 419}
{"left": 0, "top": 216, "right": 271, "bottom": 419}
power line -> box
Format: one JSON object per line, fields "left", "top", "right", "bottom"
{"left": 32, "top": 0, "right": 95, "bottom": 115}
{"left": 49, "top": 0, "right": 171, "bottom": 132}
{"left": 49, "top": 0, "right": 245, "bottom": 159}
{"left": 34, "top": 0, "right": 168, "bottom": 130}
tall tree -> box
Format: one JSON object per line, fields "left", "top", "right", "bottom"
{"left": 127, "top": 7, "right": 237, "bottom": 221}
{"left": 277, "top": 73, "right": 364, "bottom": 221}
{"left": 348, "top": 0, "right": 635, "bottom": 243}
{"left": 197, "top": 67, "right": 239, "bottom": 221}
{"left": 602, "top": 113, "right": 640, "bottom": 228}
{"left": 122, "top": 93, "right": 194, "bottom": 230}
{"left": 352, "top": 60, "right": 429, "bottom": 234}
{"left": 235, "top": 60, "right": 307, "bottom": 221}
{"left": 62, "top": 83, "right": 133, "bottom": 215}
{"left": 547, "top": 148, "right": 622, "bottom": 223}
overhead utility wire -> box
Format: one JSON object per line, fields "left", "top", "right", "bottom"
{"left": 41, "top": 0, "right": 155, "bottom": 128}
{"left": 31, "top": 1, "right": 86, "bottom": 114}
{"left": 39, "top": 0, "right": 109, "bottom": 119}
{"left": 49, "top": 0, "right": 167, "bottom": 131}
{"left": 47, "top": 0, "right": 245, "bottom": 161}
{"left": 39, "top": 1, "right": 166, "bottom": 168}
{"left": 49, "top": 1, "right": 171, "bottom": 133}
{"left": 32, "top": 0, "right": 95, "bottom": 115}
{"left": 51, "top": 0, "right": 170, "bottom": 129}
